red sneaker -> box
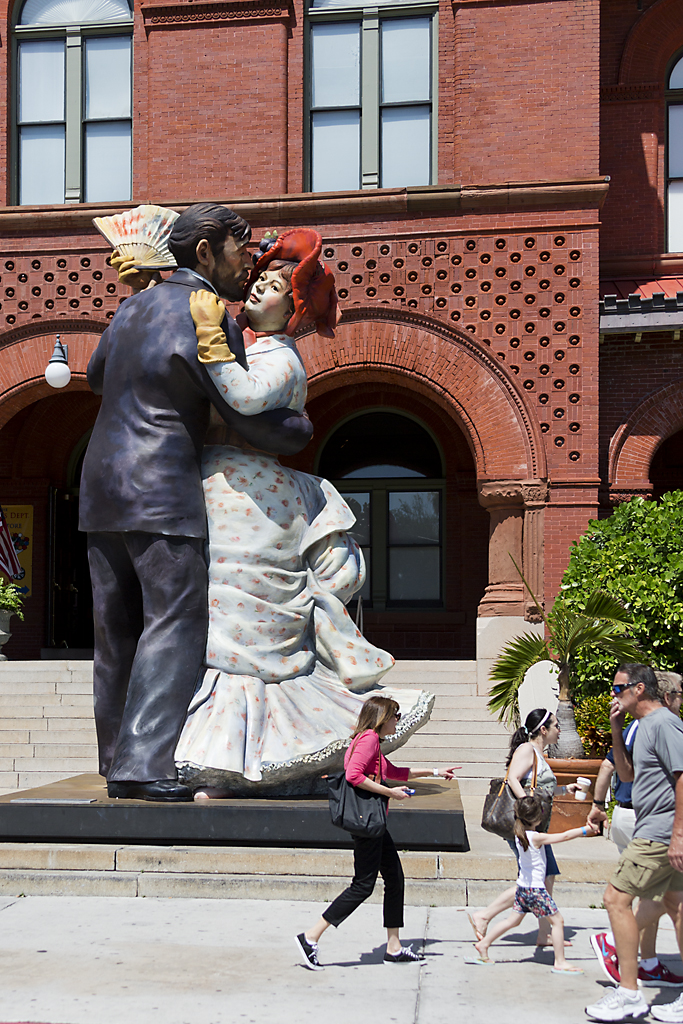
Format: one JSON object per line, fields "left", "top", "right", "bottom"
{"left": 591, "top": 932, "right": 621, "bottom": 984}
{"left": 639, "top": 962, "right": 683, "bottom": 988}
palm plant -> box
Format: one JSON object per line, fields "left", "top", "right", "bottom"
{"left": 487, "top": 559, "right": 642, "bottom": 757}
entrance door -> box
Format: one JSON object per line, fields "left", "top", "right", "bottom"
{"left": 48, "top": 487, "right": 93, "bottom": 650}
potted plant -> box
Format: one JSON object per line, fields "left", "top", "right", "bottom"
{"left": 0, "top": 577, "right": 24, "bottom": 660}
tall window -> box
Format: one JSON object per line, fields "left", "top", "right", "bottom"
{"left": 318, "top": 411, "right": 445, "bottom": 608}
{"left": 307, "top": 2, "right": 436, "bottom": 191}
{"left": 15, "top": 0, "right": 133, "bottom": 205}
{"left": 668, "top": 53, "right": 683, "bottom": 251}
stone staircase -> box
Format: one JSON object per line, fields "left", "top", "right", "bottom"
{"left": 384, "top": 661, "right": 511, "bottom": 797}
{"left": 0, "top": 660, "right": 510, "bottom": 796}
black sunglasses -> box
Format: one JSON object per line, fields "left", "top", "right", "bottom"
{"left": 612, "top": 681, "right": 639, "bottom": 695}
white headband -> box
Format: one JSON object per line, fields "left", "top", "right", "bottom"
{"left": 528, "top": 710, "right": 551, "bottom": 734}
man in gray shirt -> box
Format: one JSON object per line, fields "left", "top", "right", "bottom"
{"left": 586, "top": 665, "right": 683, "bottom": 1023}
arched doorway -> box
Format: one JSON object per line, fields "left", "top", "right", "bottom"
{"left": 650, "top": 429, "right": 683, "bottom": 499}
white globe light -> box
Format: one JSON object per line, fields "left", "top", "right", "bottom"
{"left": 45, "top": 361, "right": 71, "bottom": 388}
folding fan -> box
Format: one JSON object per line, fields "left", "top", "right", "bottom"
{"left": 93, "top": 204, "right": 179, "bottom": 271}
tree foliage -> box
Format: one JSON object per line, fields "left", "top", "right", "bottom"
{"left": 560, "top": 493, "right": 683, "bottom": 700}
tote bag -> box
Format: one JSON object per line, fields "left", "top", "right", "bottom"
{"left": 328, "top": 735, "right": 389, "bottom": 839}
{"left": 481, "top": 754, "right": 550, "bottom": 840}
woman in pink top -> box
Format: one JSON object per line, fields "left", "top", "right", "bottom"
{"left": 295, "top": 695, "right": 458, "bottom": 970}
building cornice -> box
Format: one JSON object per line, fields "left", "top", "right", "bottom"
{"left": 600, "top": 253, "right": 683, "bottom": 279}
{"left": 140, "top": 0, "right": 290, "bottom": 27}
{"left": 0, "top": 178, "right": 610, "bottom": 236}
{"left": 600, "top": 82, "right": 663, "bottom": 103}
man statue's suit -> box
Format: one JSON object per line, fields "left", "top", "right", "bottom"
{"left": 79, "top": 268, "right": 313, "bottom": 784}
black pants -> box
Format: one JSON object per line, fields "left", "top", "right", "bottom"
{"left": 323, "top": 830, "right": 405, "bottom": 929}
{"left": 87, "top": 531, "right": 208, "bottom": 783}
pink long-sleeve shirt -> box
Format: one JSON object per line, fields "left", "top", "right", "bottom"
{"left": 344, "top": 729, "right": 410, "bottom": 787}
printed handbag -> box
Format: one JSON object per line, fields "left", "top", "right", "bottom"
{"left": 328, "top": 735, "right": 389, "bottom": 838}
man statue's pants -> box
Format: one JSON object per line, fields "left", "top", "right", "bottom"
{"left": 87, "top": 531, "right": 208, "bottom": 782}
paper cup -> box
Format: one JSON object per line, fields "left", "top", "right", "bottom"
{"left": 575, "top": 775, "right": 591, "bottom": 801}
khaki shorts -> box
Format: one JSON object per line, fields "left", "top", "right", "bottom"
{"left": 610, "top": 838, "right": 683, "bottom": 901}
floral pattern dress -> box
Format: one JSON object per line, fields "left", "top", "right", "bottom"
{"left": 174, "top": 334, "right": 432, "bottom": 786}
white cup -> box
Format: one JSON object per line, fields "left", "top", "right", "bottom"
{"left": 575, "top": 775, "right": 591, "bottom": 801}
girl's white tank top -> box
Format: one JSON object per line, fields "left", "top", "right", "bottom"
{"left": 515, "top": 831, "right": 547, "bottom": 887}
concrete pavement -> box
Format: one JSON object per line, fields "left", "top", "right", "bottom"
{"left": 0, "top": 896, "right": 681, "bottom": 1024}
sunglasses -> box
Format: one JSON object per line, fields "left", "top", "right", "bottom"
{"left": 612, "top": 682, "right": 639, "bottom": 695}
{"left": 392, "top": 711, "right": 402, "bottom": 721}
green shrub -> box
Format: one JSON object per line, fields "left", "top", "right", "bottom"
{"left": 560, "top": 493, "right": 683, "bottom": 700}
{"left": 0, "top": 578, "right": 24, "bottom": 620}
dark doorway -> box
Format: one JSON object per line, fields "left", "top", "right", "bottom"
{"left": 650, "top": 429, "right": 683, "bottom": 499}
{"left": 48, "top": 442, "right": 93, "bottom": 651}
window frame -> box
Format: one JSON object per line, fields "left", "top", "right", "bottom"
{"left": 305, "top": 0, "right": 438, "bottom": 192}
{"left": 335, "top": 478, "right": 446, "bottom": 610}
{"left": 665, "top": 48, "right": 683, "bottom": 252}
{"left": 12, "top": 0, "right": 133, "bottom": 205}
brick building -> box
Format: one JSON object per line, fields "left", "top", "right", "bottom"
{"left": 0, "top": 0, "right": 681, "bottom": 679}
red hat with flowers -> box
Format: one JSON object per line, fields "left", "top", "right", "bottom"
{"left": 245, "top": 228, "right": 340, "bottom": 339}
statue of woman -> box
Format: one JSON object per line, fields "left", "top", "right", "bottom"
{"left": 174, "top": 229, "right": 433, "bottom": 797}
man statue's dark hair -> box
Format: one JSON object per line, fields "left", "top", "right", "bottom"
{"left": 618, "top": 663, "right": 660, "bottom": 701}
{"left": 169, "top": 203, "right": 251, "bottom": 268}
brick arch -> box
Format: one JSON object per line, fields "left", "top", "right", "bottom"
{"left": 609, "top": 380, "right": 683, "bottom": 486}
{"left": 0, "top": 329, "right": 100, "bottom": 429}
{"left": 619, "top": 0, "right": 683, "bottom": 85}
{"left": 296, "top": 308, "right": 546, "bottom": 481}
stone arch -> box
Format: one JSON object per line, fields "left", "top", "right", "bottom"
{"left": 297, "top": 307, "right": 546, "bottom": 482}
{"left": 609, "top": 380, "right": 683, "bottom": 488}
{"left": 619, "top": 0, "right": 683, "bottom": 85}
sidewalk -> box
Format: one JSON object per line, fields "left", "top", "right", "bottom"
{"left": 0, "top": 896, "right": 680, "bottom": 1024}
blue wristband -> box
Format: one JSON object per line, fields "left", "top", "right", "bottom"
{"left": 581, "top": 826, "right": 587, "bottom": 836}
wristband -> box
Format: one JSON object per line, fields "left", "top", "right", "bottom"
{"left": 593, "top": 799, "right": 606, "bottom": 808}
{"left": 433, "top": 768, "right": 440, "bottom": 777}
{"left": 581, "top": 826, "right": 588, "bottom": 836}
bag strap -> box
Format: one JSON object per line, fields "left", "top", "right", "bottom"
{"left": 347, "top": 730, "right": 383, "bottom": 785}
{"left": 530, "top": 748, "right": 538, "bottom": 791}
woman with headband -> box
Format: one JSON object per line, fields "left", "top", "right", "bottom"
{"left": 469, "top": 708, "right": 581, "bottom": 948}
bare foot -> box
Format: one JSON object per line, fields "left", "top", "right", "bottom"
{"left": 551, "top": 963, "right": 583, "bottom": 974}
{"left": 473, "top": 939, "right": 491, "bottom": 961}
{"left": 468, "top": 912, "right": 487, "bottom": 940}
{"left": 193, "top": 787, "right": 231, "bottom": 801}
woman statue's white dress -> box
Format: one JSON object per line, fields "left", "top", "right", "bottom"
{"left": 175, "top": 334, "right": 433, "bottom": 794}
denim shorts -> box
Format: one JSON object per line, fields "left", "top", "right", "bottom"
{"left": 506, "top": 838, "right": 560, "bottom": 877}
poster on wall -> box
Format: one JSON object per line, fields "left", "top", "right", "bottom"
{"left": 3, "top": 506, "right": 33, "bottom": 598}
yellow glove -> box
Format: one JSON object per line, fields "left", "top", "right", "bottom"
{"left": 110, "top": 249, "right": 158, "bottom": 292}
{"left": 190, "top": 290, "right": 235, "bottom": 364}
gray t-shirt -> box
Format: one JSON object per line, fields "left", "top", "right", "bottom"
{"left": 632, "top": 706, "right": 683, "bottom": 843}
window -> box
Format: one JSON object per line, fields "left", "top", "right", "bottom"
{"left": 667, "top": 53, "right": 683, "bottom": 251}
{"left": 15, "top": 0, "right": 133, "bottom": 205}
{"left": 318, "top": 411, "right": 445, "bottom": 608}
{"left": 307, "top": 1, "right": 437, "bottom": 191}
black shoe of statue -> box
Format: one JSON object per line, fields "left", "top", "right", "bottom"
{"left": 107, "top": 779, "right": 193, "bottom": 802}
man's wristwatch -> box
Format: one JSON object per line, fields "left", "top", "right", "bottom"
{"left": 592, "top": 799, "right": 606, "bottom": 808}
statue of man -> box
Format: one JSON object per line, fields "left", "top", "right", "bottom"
{"left": 79, "top": 203, "right": 313, "bottom": 801}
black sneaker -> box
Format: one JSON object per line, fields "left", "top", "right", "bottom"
{"left": 295, "top": 932, "right": 323, "bottom": 971}
{"left": 384, "top": 946, "right": 425, "bottom": 963}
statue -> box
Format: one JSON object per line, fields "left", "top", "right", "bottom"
{"left": 79, "top": 204, "right": 314, "bottom": 801}
{"left": 173, "top": 229, "right": 433, "bottom": 797}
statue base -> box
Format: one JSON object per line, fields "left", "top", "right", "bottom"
{"left": 0, "top": 774, "right": 469, "bottom": 852}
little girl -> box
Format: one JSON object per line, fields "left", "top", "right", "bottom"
{"left": 468, "top": 795, "right": 599, "bottom": 973}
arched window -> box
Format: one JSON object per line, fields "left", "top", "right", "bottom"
{"left": 15, "top": 0, "right": 133, "bottom": 205}
{"left": 318, "top": 410, "right": 445, "bottom": 608}
{"left": 667, "top": 53, "right": 683, "bottom": 251}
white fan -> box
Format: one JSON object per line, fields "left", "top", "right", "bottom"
{"left": 93, "top": 204, "right": 179, "bottom": 271}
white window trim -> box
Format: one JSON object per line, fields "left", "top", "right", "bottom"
{"left": 306, "top": 1, "right": 438, "bottom": 191}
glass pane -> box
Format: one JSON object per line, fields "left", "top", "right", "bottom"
{"left": 381, "top": 105, "right": 430, "bottom": 187}
{"left": 20, "top": 0, "right": 131, "bottom": 24}
{"left": 20, "top": 124, "right": 65, "bottom": 204}
{"left": 85, "top": 37, "right": 131, "bottom": 119}
{"left": 311, "top": 110, "right": 360, "bottom": 191}
{"left": 670, "top": 106, "right": 683, "bottom": 177}
{"left": 341, "top": 492, "right": 370, "bottom": 545}
{"left": 671, "top": 56, "right": 683, "bottom": 89}
{"left": 668, "top": 181, "right": 683, "bottom": 252}
{"left": 311, "top": 22, "right": 360, "bottom": 108}
{"left": 319, "top": 411, "right": 443, "bottom": 480}
{"left": 389, "top": 546, "right": 440, "bottom": 601}
{"left": 388, "top": 491, "right": 439, "bottom": 545}
{"left": 85, "top": 121, "right": 131, "bottom": 201}
{"left": 381, "top": 18, "right": 430, "bottom": 103}
{"left": 344, "top": 465, "right": 424, "bottom": 478}
{"left": 358, "top": 546, "right": 371, "bottom": 601}
{"left": 19, "top": 40, "right": 64, "bottom": 123}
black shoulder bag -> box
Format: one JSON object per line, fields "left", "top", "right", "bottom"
{"left": 328, "top": 735, "right": 389, "bottom": 839}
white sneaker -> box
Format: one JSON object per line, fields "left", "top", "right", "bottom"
{"left": 652, "top": 994, "right": 683, "bottom": 1022}
{"left": 585, "top": 987, "right": 649, "bottom": 1022}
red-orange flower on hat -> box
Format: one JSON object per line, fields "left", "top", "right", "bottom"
{"left": 245, "top": 228, "right": 341, "bottom": 339}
